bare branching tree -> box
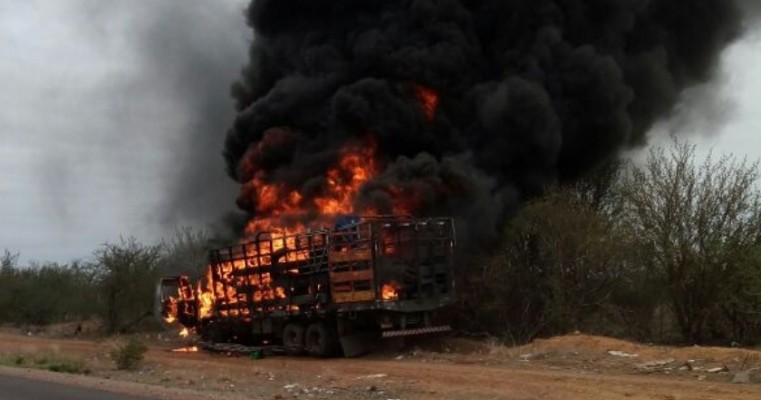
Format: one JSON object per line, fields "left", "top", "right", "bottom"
{"left": 92, "top": 238, "right": 164, "bottom": 334}
{"left": 620, "top": 140, "right": 761, "bottom": 343}
{"left": 160, "top": 226, "right": 214, "bottom": 277}
{"left": 472, "top": 187, "right": 634, "bottom": 342}
{"left": 1, "top": 249, "right": 19, "bottom": 270}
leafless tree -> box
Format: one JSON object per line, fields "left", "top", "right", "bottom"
{"left": 92, "top": 238, "right": 163, "bottom": 334}
{"left": 160, "top": 226, "right": 214, "bottom": 277}
{"left": 620, "top": 140, "right": 761, "bottom": 343}
{"left": 473, "top": 187, "right": 634, "bottom": 343}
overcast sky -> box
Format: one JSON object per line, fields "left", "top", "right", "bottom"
{"left": 1, "top": 0, "right": 249, "bottom": 264}
{"left": 1, "top": 1, "right": 761, "bottom": 265}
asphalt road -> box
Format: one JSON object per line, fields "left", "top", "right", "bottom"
{"left": 0, "top": 374, "right": 156, "bottom": 400}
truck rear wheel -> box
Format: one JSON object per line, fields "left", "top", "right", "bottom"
{"left": 305, "top": 321, "right": 338, "bottom": 358}
{"left": 282, "top": 323, "right": 305, "bottom": 356}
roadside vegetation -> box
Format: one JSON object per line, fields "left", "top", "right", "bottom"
{"left": 1, "top": 140, "right": 760, "bottom": 348}
{"left": 465, "top": 140, "right": 761, "bottom": 346}
{"left": 0, "top": 227, "right": 218, "bottom": 335}
{"left": 0, "top": 352, "right": 89, "bottom": 374}
{"left": 110, "top": 336, "right": 148, "bottom": 370}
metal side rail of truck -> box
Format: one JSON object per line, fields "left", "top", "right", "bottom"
{"left": 157, "top": 216, "right": 456, "bottom": 357}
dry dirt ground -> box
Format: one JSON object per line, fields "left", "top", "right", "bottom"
{"left": 1, "top": 328, "right": 760, "bottom": 400}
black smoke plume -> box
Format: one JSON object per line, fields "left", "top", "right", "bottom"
{"left": 224, "top": 0, "right": 747, "bottom": 243}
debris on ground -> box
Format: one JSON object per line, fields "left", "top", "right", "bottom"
{"left": 356, "top": 374, "right": 388, "bottom": 380}
{"left": 636, "top": 358, "right": 676, "bottom": 372}
{"left": 608, "top": 350, "right": 639, "bottom": 358}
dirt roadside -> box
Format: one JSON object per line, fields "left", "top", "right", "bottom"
{"left": 0, "top": 331, "right": 760, "bottom": 400}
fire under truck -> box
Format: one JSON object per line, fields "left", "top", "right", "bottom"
{"left": 157, "top": 216, "right": 455, "bottom": 357}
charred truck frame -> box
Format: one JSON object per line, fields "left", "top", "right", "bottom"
{"left": 158, "top": 216, "right": 455, "bottom": 357}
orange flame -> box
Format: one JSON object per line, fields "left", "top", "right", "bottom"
{"left": 314, "top": 146, "right": 377, "bottom": 215}
{"left": 197, "top": 266, "right": 215, "bottom": 319}
{"left": 243, "top": 141, "right": 378, "bottom": 237}
{"left": 163, "top": 292, "right": 180, "bottom": 324}
{"left": 381, "top": 281, "right": 401, "bottom": 301}
{"left": 179, "top": 328, "right": 190, "bottom": 338}
{"left": 189, "top": 142, "right": 382, "bottom": 321}
{"left": 187, "top": 126, "right": 430, "bottom": 325}
{"left": 172, "top": 346, "right": 199, "bottom": 353}
{"left": 413, "top": 84, "right": 439, "bottom": 122}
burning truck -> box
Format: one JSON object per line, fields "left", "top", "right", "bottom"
{"left": 158, "top": 215, "right": 455, "bottom": 357}
{"left": 159, "top": 0, "right": 740, "bottom": 358}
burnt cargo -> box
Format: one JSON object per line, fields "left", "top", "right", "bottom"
{"left": 158, "top": 216, "right": 455, "bottom": 357}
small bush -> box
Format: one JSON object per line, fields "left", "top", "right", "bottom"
{"left": 46, "top": 358, "right": 88, "bottom": 374}
{"left": 110, "top": 336, "right": 148, "bottom": 370}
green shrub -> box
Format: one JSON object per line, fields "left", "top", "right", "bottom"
{"left": 110, "top": 336, "right": 148, "bottom": 370}
{"left": 42, "top": 357, "right": 88, "bottom": 374}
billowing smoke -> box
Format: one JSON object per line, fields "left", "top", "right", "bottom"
{"left": 738, "top": 0, "right": 761, "bottom": 25}
{"left": 224, "top": 0, "right": 748, "bottom": 243}
{"left": 133, "top": 1, "right": 249, "bottom": 228}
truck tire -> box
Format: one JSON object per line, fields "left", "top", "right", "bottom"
{"left": 282, "top": 323, "right": 305, "bottom": 356}
{"left": 305, "top": 321, "right": 339, "bottom": 357}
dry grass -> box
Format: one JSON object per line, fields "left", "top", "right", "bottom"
{"left": 0, "top": 352, "right": 89, "bottom": 374}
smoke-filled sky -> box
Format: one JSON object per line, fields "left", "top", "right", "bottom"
{"left": 1, "top": 0, "right": 760, "bottom": 264}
